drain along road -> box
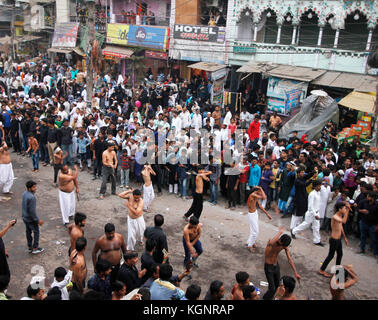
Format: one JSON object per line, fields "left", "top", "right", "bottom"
{"left": 1, "top": 154, "right": 377, "bottom": 300}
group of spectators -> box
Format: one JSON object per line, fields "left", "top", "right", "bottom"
{"left": 0, "top": 56, "right": 377, "bottom": 300}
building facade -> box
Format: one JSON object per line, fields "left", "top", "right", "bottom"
{"left": 227, "top": 0, "right": 378, "bottom": 74}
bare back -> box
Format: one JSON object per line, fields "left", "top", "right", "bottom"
{"left": 0, "top": 143, "right": 11, "bottom": 164}
{"left": 247, "top": 193, "right": 258, "bottom": 213}
{"left": 58, "top": 169, "right": 75, "bottom": 193}
{"left": 97, "top": 234, "right": 124, "bottom": 266}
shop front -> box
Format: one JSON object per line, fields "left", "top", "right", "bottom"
{"left": 48, "top": 22, "right": 84, "bottom": 69}
{"left": 188, "top": 61, "right": 228, "bottom": 105}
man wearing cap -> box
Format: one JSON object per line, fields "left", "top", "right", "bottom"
{"left": 291, "top": 180, "right": 324, "bottom": 246}
{"left": 99, "top": 142, "right": 118, "bottom": 199}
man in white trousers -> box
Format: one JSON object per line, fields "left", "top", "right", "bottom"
{"left": 119, "top": 188, "right": 145, "bottom": 250}
{"left": 291, "top": 180, "right": 324, "bottom": 246}
{"left": 141, "top": 164, "right": 156, "bottom": 212}
{"left": 0, "top": 141, "right": 14, "bottom": 199}
{"left": 247, "top": 186, "right": 272, "bottom": 253}
{"left": 58, "top": 164, "right": 79, "bottom": 227}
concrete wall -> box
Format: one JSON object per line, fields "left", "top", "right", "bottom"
{"left": 56, "top": 0, "right": 70, "bottom": 24}
{"left": 175, "top": 0, "right": 200, "bottom": 25}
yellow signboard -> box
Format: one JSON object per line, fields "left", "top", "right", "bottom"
{"left": 106, "top": 24, "right": 129, "bottom": 46}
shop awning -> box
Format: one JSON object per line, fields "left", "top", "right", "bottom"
{"left": 47, "top": 47, "right": 73, "bottom": 54}
{"left": 72, "top": 47, "right": 86, "bottom": 57}
{"left": 236, "top": 61, "right": 278, "bottom": 74}
{"left": 236, "top": 61, "right": 326, "bottom": 82}
{"left": 311, "top": 71, "right": 377, "bottom": 93}
{"left": 102, "top": 45, "right": 134, "bottom": 59}
{"left": 338, "top": 91, "right": 376, "bottom": 114}
{"left": 267, "top": 65, "right": 326, "bottom": 82}
{"left": 187, "top": 62, "right": 226, "bottom": 72}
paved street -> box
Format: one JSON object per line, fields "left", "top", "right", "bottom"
{"left": 1, "top": 153, "right": 377, "bottom": 300}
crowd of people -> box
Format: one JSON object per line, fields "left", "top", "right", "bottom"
{"left": 0, "top": 56, "right": 377, "bottom": 301}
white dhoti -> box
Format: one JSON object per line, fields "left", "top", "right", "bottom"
{"left": 143, "top": 184, "right": 155, "bottom": 210}
{"left": 59, "top": 190, "right": 76, "bottom": 224}
{"left": 127, "top": 215, "right": 146, "bottom": 250}
{"left": 247, "top": 211, "right": 259, "bottom": 247}
{"left": 292, "top": 211, "right": 321, "bottom": 244}
{"left": 0, "top": 163, "right": 14, "bottom": 193}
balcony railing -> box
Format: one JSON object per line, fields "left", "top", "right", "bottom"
{"left": 113, "top": 14, "right": 169, "bottom": 26}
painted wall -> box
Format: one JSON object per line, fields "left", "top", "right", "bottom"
{"left": 175, "top": 0, "right": 200, "bottom": 25}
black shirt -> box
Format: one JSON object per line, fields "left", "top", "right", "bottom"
{"left": 117, "top": 263, "right": 142, "bottom": 294}
{"left": 358, "top": 199, "right": 378, "bottom": 226}
{"left": 59, "top": 126, "right": 73, "bottom": 145}
{"left": 39, "top": 124, "right": 49, "bottom": 144}
{"left": 140, "top": 252, "right": 157, "bottom": 284}
{"left": 93, "top": 138, "right": 106, "bottom": 158}
{"left": 47, "top": 127, "right": 58, "bottom": 143}
{"left": 144, "top": 226, "right": 168, "bottom": 264}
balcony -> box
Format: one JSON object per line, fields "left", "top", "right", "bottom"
{"left": 112, "top": 14, "right": 169, "bottom": 27}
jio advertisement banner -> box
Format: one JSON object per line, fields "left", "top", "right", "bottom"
{"left": 106, "top": 24, "right": 169, "bottom": 51}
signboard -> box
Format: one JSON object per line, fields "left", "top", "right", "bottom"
{"left": 233, "top": 46, "right": 256, "bottom": 54}
{"left": 52, "top": 23, "right": 79, "bottom": 48}
{"left": 173, "top": 24, "right": 226, "bottom": 43}
{"left": 267, "top": 76, "right": 308, "bottom": 115}
{"left": 145, "top": 50, "right": 168, "bottom": 60}
{"left": 106, "top": 24, "right": 169, "bottom": 51}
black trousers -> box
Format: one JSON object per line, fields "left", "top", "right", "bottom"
{"left": 93, "top": 158, "right": 103, "bottom": 177}
{"left": 11, "top": 133, "right": 21, "bottom": 152}
{"left": 54, "top": 164, "right": 62, "bottom": 183}
{"left": 185, "top": 192, "right": 203, "bottom": 220}
{"left": 228, "top": 187, "right": 238, "bottom": 207}
{"left": 320, "top": 238, "right": 343, "bottom": 271}
{"left": 263, "top": 263, "right": 280, "bottom": 300}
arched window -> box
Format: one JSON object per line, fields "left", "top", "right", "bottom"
{"left": 298, "top": 10, "right": 319, "bottom": 47}
{"left": 280, "top": 13, "right": 294, "bottom": 45}
{"left": 236, "top": 9, "right": 254, "bottom": 42}
{"left": 338, "top": 10, "right": 369, "bottom": 51}
{"left": 263, "top": 9, "right": 278, "bottom": 44}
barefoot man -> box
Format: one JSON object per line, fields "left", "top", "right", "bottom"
{"left": 183, "top": 216, "right": 203, "bottom": 269}
{"left": 318, "top": 201, "right": 349, "bottom": 278}
{"left": 58, "top": 164, "right": 79, "bottom": 227}
{"left": 99, "top": 142, "right": 117, "bottom": 200}
{"left": 141, "top": 164, "right": 156, "bottom": 212}
{"left": 247, "top": 186, "right": 272, "bottom": 253}
{"left": 92, "top": 223, "right": 127, "bottom": 284}
{"left": 118, "top": 189, "right": 145, "bottom": 250}
{"left": 183, "top": 166, "right": 212, "bottom": 221}
{"left": 67, "top": 212, "right": 87, "bottom": 256}
{"left": 0, "top": 141, "right": 14, "bottom": 199}
{"left": 263, "top": 227, "right": 301, "bottom": 300}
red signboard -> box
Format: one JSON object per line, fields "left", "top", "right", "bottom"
{"left": 145, "top": 50, "right": 168, "bottom": 60}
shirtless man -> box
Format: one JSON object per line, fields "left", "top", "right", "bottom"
{"left": 141, "top": 164, "right": 156, "bottom": 212}
{"left": 247, "top": 186, "right": 272, "bottom": 253}
{"left": 230, "top": 271, "right": 251, "bottom": 300}
{"left": 274, "top": 276, "right": 297, "bottom": 300}
{"left": 92, "top": 223, "right": 127, "bottom": 284}
{"left": 69, "top": 237, "right": 87, "bottom": 294}
{"left": 183, "top": 216, "right": 203, "bottom": 268}
{"left": 53, "top": 147, "right": 67, "bottom": 187}
{"left": 118, "top": 189, "right": 145, "bottom": 250}
{"left": 26, "top": 133, "right": 39, "bottom": 172}
{"left": 263, "top": 227, "right": 301, "bottom": 300}
{"left": 67, "top": 212, "right": 86, "bottom": 256}
{"left": 99, "top": 142, "right": 118, "bottom": 199}
{"left": 183, "top": 166, "right": 212, "bottom": 221}
{"left": 58, "top": 164, "right": 79, "bottom": 226}
{"left": 0, "top": 141, "right": 14, "bottom": 199}
{"left": 318, "top": 202, "right": 349, "bottom": 278}
{"left": 330, "top": 265, "right": 358, "bottom": 300}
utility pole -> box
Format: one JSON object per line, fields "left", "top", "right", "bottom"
{"left": 85, "top": 0, "right": 96, "bottom": 109}
{"left": 10, "top": 0, "right": 16, "bottom": 62}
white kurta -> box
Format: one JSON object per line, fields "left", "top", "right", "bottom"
{"left": 319, "top": 185, "right": 331, "bottom": 219}
{"left": 0, "top": 163, "right": 14, "bottom": 193}
{"left": 59, "top": 190, "right": 76, "bottom": 224}
{"left": 143, "top": 184, "right": 155, "bottom": 210}
{"left": 292, "top": 189, "right": 321, "bottom": 244}
{"left": 127, "top": 215, "right": 146, "bottom": 250}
